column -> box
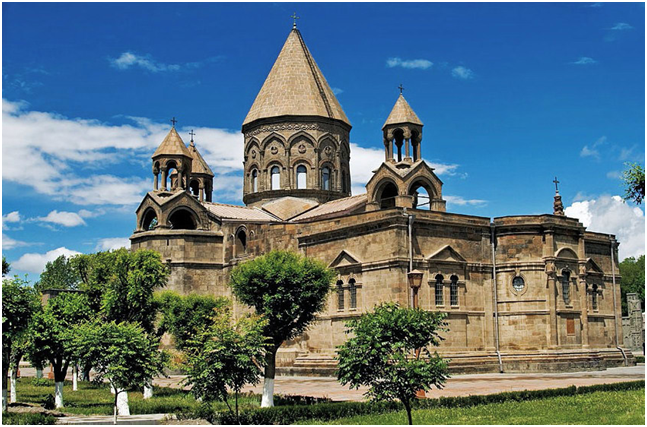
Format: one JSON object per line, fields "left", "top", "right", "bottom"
{"left": 153, "top": 172, "right": 159, "bottom": 191}
{"left": 199, "top": 183, "right": 204, "bottom": 202}
{"left": 579, "top": 265, "right": 589, "bottom": 348}
{"left": 161, "top": 168, "right": 168, "bottom": 191}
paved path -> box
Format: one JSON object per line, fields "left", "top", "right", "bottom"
{"left": 57, "top": 413, "right": 172, "bottom": 425}
{"left": 19, "top": 365, "right": 644, "bottom": 403}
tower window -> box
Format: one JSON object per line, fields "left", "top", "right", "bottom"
{"left": 235, "top": 229, "right": 247, "bottom": 257}
{"left": 297, "top": 165, "right": 307, "bottom": 189}
{"left": 562, "top": 271, "right": 571, "bottom": 305}
{"left": 450, "top": 275, "right": 459, "bottom": 306}
{"left": 349, "top": 278, "right": 357, "bottom": 309}
{"left": 435, "top": 275, "right": 444, "bottom": 306}
{"left": 592, "top": 283, "right": 598, "bottom": 310}
{"left": 337, "top": 280, "right": 344, "bottom": 310}
{"left": 271, "top": 166, "right": 280, "bottom": 190}
{"left": 251, "top": 170, "right": 258, "bottom": 193}
{"left": 512, "top": 276, "right": 525, "bottom": 293}
{"left": 168, "top": 209, "right": 197, "bottom": 230}
{"left": 142, "top": 209, "right": 158, "bottom": 231}
{"left": 190, "top": 180, "right": 200, "bottom": 197}
{"left": 322, "top": 167, "right": 331, "bottom": 191}
{"left": 341, "top": 171, "right": 348, "bottom": 193}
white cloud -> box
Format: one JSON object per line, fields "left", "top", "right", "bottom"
{"left": 37, "top": 210, "right": 87, "bottom": 227}
{"left": 606, "top": 170, "right": 622, "bottom": 180}
{"left": 2, "top": 234, "right": 30, "bottom": 250}
{"left": 13, "top": 247, "right": 82, "bottom": 274}
{"left": 332, "top": 87, "right": 344, "bottom": 95}
{"left": 95, "top": 237, "right": 131, "bottom": 252}
{"left": 580, "top": 136, "right": 606, "bottom": 159}
{"left": 386, "top": 57, "right": 433, "bottom": 70}
{"left": 610, "top": 23, "right": 633, "bottom": 30}
{"left": 2, "top": 211, "right": 21, "bottom": 230}
{"left": 571, "top": 57, "right": 597, "bottom": 65}
{"left": 110, "top": 52, "right": 181, "bottom": 72}
{"left": 2, "top": 99, "right": 244, "bottom": 206}
{"left": 451, "top": 66, "right": 474, "bottom": 79}
{"left": 565, "top": 195, "right": 645, "bottom": 260}
{"left": 444, "top": 195, "right": 487, "bottom": 207}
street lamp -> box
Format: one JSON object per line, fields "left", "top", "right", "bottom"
{"left": 407, "top": 269, "right": 424, "bottom": 309}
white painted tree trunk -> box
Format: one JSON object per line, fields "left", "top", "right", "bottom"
{"left": 72, "top": 364, "right": 78, "bottom": 391}
{"left": 143, "top": 383, "right": 153, "bottom": 399}
{"left": 110, "top": 384, "right": 115, "bottom": 394}
{"left": 2, "top": 389, "right": 6, "bottom": 411}
{"left": 10, "top": 370, "right": 17, "bottom": 403}
{"left": 116, "top": 390, "right": 130, "bottom": 415}
{"left": 261, "top": 377, "right": 274, "bottom": 407}
{"left": 36, "top": 368, "right": 43, "bottom": 379}
{"left": 55, "top": 381, "right": 64, "bottom": 408}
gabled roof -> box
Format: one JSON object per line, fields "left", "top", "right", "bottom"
{"left": 189, "top": 141, "right": 214, "bottom": 176}
{"left": 153, "top": 127, "right": 192, "bottom": 158}
{"left": 203, "top": 202, "right": 280, "bottom": 222}
{"left": 242, "top": 29, "right": 350, "bottom": 127}
{"left": 383, "top": 94, "right": 423, "bottom": 128}
{"left": 291, "top": 194, "right": 367, "bottom": 222}
{"left": 329, "top": 250, "right": 362, "bottom": 269}
{"left": 261, "top": 196, "right": 319, "bottom": 221}
{"left": 427, "top": 245, "right": 467, "bottom": 263}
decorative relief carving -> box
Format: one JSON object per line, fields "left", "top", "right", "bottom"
{"left": 251, "top": 150, "right": 257, "bottom": 159}
{"left": 324, "top": 146, "right": 333, "bottom": 156}
{"left": 270, "top": 146, "right": 279, "bottom": 155}
{"left": 298, "top": 143, "right": 307, "bottom": 154}
{"left": 244, "top": 122, "right": 345, "bottom": 137}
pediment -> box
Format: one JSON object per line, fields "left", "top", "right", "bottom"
{"left": 586, "top": 258, "right": 604, "bottom": 275}
{"left": 427, "top": 245, "right": 467, "bottom": 264}
{"left": 329, "top": 250, "right": 362, "bottom": 269}
{"left": 555, "top": 247, "right": 579, "bottom": 259}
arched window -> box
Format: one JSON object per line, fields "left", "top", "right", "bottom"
{"left": 341, "top": 171, "right": 348, "bottom": 193}
{"left": 142, "top": 209, "right": 158, "bottom": 231}
{"left": 435, "top": 274, "right": 444, "bottom": 306}
{"left": 562, "top": 270, "right": 571, "bottom": 304}
{"left": 337, "top": 280, "right": 344, "bottom": 310}
{"left": 251, "top": 170, "right": 258, "bottom": 193}
{"left": 349, "top": 278, "right": 357, "bottom": 309}
{"left": 168, "top": 209, "right": 197, "bottom": 230}
{"left": 322, "top": 167, "right": 331, "bottom": 190}
{"left": 271, "top": 166, "right": 280, "bottom": 190}
{"left": 592, "top": 283, "right": 598, "bottom": 310}
{"left": 297, "top": 165, "right": 307, "bottom": 189}
{"left": 190, "top": 180, "right": 200, "bottom": 197}
{"left": 235, "top": 229, "right": 247, "bottom": 256}
{"left": 450, "top": 275, "right": 459, "bottom": 306}
{"left": 379, "top": 182, "right": 398, "bottom": 209}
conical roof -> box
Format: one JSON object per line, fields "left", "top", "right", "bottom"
{"left": 242, "top": 29, "right": 350, "bottom": 127}
{"left": 152, "top": 127, "right": 192, "bottom": 158}
{"left": 189, "top": 140, "right": 214, "bottom": 176}
{"left": 383, "top": 94, "right": 423, "bottom": 129}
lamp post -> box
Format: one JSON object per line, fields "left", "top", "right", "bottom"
{"left": 407, "top": 269, "right": 426, "bottom": 399}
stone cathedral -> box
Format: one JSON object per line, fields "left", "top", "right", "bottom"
{"left": 131, "top": 26, "right": 634, "bottom": 374}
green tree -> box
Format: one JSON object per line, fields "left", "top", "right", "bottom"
{"left": 35, "top": 255, "right": 80, "bottom": 294}
{"left": 2, "top": 256, "right": 10, "bottom": 276}
{"left": 75, "top": 320, "right": 167, "bottom": 424}
{"left": 2, "top": 277, "right": 39, "bottom": 410}
{"left": 619, "top": 255, "right": 645, "bottom": 315}
{"left": 183, "top": 306, "right": 267, "bottom": 423}
{"left": 622, "top": 163, "right": 645, "bottom": 205}
{"left": 156, "top": 290, "right": 229, "bottom": 351}
{"left": 26, "top": 292, "right": 93, "bottom": 408}
{"left": 337, "top": 303, "right": 449, "bottom": 425}
{"left": 229, "top": 250, "right": 335, "bottom": 407}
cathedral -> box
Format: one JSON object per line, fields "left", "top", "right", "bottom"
{"left": 131, "top": 25, "right": 634, "bottom": 374}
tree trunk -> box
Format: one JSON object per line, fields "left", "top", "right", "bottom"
{"left": 54, "top": 381, "right": 64, "bottom": 408}
{"left": 113, "top": 390, "right": 119, "bottom": 425}
{"left": 10, "top": 369, "right": 17, "bottom": 403}
{"left": 72, "top": 364, "right": 78, "bottom": 391}
{"left": 36, "top": 368, "right": 43, "bottom": 379}
{"left": 2, "top": 363, "right": 8, "bottom": 411}
{"left": 403, "top": 399, "right": 413, "bottom": 425}
{"left": 143, "top": 382, "right": 153, "bottom": 399}
{"left": 116, "top": 390, "right": 130, "bottom": 415}
{"left": 261, "top": 347, "right": 278, "bottom": 408}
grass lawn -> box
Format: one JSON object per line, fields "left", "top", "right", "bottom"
{"left": 302, "top": 389, "right": 645, "bottom": 425}
{"left": 7, "top": 377, "right": 260, "bottom": 416}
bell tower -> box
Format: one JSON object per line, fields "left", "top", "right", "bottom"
{"left": 151, "top": 122, "right": 193, "bottom": 193}
{"left": 382, "top": 93, "right": 423, "bottom": 165}
{"left": 241, "top": 26, "right": 352, "bottom": 207}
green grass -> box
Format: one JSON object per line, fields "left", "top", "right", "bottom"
{"left": 2, "top": 412, "right": 57, "bottom": 425}
{"left": 9, "top": 378, "right": 261, "bottom": 416}
{"left": 300, "top": 389, "right": 645, "bottom": 425}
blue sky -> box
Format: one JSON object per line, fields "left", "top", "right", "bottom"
{"left": 2, "top": 2, "right": 645, "bottom": 280}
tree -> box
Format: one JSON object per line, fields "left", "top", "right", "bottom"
{"left": 26, "top": 292, "right": 93, "bottom": 408}
{"left": 622, "top": 162, "right": 645, "bottom": 205}
{"left": 619, "top": 255, "right": 645, "bottom": 315}
{"left": 2, "top": 256, "right": 10, "bottom": 276}
{"left": 183, "top": 306, "right": 267, "bottom": 423}
{"left": 337, "top": 303, "right": 449, "bottom": 425}
{"left": 2, "top": 277, "right": 39, "bottom": 410}
{"left": 75, "top": 320, "right": 167, "bottom": 424}
{"left": 35, "top": 255, "right": 80, "bottom": 294}
{"left": 229, "top": 250, "right": 335, "bottom": 407}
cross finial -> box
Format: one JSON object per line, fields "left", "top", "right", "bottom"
{"left": 291, "top": 12, "right": 300, "bottom": 29}
{"left": 553, "top": 176, "right": 560, "bottom": 192}
{"left": 189, "top": 129, "right": 195, "bottom": 142}
{"left": 398, "top": 84, "right": 404, "bottom": 94}
{"left": 170, "top": 117, "right": 177, "bottom": 127}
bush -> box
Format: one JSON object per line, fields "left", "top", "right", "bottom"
{"left": 2, "top": 412, "right": 57, "bottom": 425}
{"left": 188, "top": 380, "right": 646, "bottom": 425}
{"left": 30, "top": 378, "right": 52, "bottom": 387}
{"left": 635, "top": 355, "right": 645, "bottom": 364}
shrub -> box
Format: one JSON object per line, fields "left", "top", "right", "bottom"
{"left": 30, "top": 378, "right": 52, "bottom": 387}
{"left": 635, "top": 355, "right": 645, "bottom": 364}
{"left": 2, "top": 412, "right": 57, "bottom": 425}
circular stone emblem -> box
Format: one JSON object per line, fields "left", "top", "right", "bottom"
{"left": 270, "top": 146, "right": 278, "bottom": 155}
{"left": 298, "top": 143, "right": 307, "bottom": 154}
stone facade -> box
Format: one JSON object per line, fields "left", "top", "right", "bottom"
{"left": 130, "top": 26, "right": 634, "bottom": 374}
{"left": 622, "top": 293, "right": 645, "bottom": 355}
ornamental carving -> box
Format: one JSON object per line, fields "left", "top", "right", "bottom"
{"left": 244, "top": 122, "right": 346, "bottom": 137}
{"left": 324, "top": 146, "right": 333, "bottom": 156}
{"left": 270, "top": 146, "right": 279, "bottom": 155}
{"left": 298, "top": 143, "right": 307, "bottom": 154}
{"left": 251, "top": 150, "right": 257, "bottom": 159}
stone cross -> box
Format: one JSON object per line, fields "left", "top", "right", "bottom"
{"left": 189, "top": 130, "right": 195, "bottom": 142}
{"left": 398, "top": 84, "right": 404, "bottom": 94}
{"left": 553, "top": 176, "right": 560, "bottom": 192}
{"left": 291, "top": 12, "right": 300, "bottom": 29}
{"left": 171, "top": 117, "right": 177, "bottom": 127}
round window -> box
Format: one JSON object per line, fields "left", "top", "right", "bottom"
{"left": 512, "top": 276, "right": 525, "bottom": 292}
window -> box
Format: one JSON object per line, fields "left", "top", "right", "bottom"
{"left": 512, "top": 276, "right": 525, "bottom": 292}
{"left": 435, "top": 275, "right": 444, "bottom": 306}
{"left": 349, "top": 278, "right": 357, "bottom": 309}
{"left": 142, "top": 209, "right": 158, "bottom": 231}
{"left": 235, "top": 229, "right": 247, "bottom": 257}
{"left": 337, "top": 280, "right": 344, "bottom": 310}
{"left": 322, "top": 167, "right": 331, "bottom": 190}
{"left": 169, "top": 209, "right": 196, "bottom": 230}
{"left": 450, "top": 275, "right": 459, "bottom": 306}
{"left": 271, "top": 166, "right": 280, "bottom": 190}
{"left": 251, "top": 170, "right": 258, "bottom": 193}
{"left": 341, "top": 171, "right": 348, "bottom": 193}
{"left": 592, "top": 284, "right": 598, "bottom": 310}
{"left": 562, "top": 271, "right": 570, "bottom": 304}
{"left": 297, "top": 165, "right": 307, "bottom": 189}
